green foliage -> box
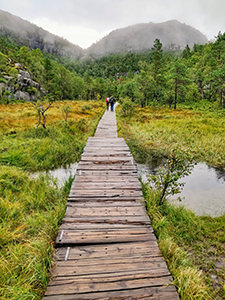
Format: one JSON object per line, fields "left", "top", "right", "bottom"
{"left": 62, "top": 104, "right": 71, "bottom": 122}
{"left": 0, "top": 100, "right": 104, "bottom": 298}
{"left": 143, "top": 182, "right": 225, "bottom": 299}
{"left": 119, "top": 97, "right": 135, "bottom": 117}
{"left": 0, "top": 118, "right": 98, "bottom": 171}
{"left": 149, "top": 150, "right": 194, "bottom": 205}
{"left": 2, "top": 33, "right": 225, "bottom": 107}
{"left": 0, "top": 166, "right": 70, "bottom": 299}
{"left": 118, "top": 106, "right": 225, "bottom": 299}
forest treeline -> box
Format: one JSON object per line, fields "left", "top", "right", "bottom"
{"left": 0, "top": 32, "right": 225, "bottom": 108}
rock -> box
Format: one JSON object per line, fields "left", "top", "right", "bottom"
{"left": 30, "top": 79, "right": 39, "bottom": 89}
{"left": 14, "top": 91, "right": 30, "bottom": 101}
{"left": 19, "top": 70, "right": 31, "bottom": 79}
{"left": 2, "top": 60, "right": 44, "bottom": 101}
{"left": 14, "top": 63, "right": 22, "bottom": 68}
{"left": 0, "top": 82, "right": 6, "bottom": 91}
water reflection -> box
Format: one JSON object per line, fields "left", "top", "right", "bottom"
{"left": 33, "top": 163, "right": 78, "bottom": 188}
{"left": 137, "top": 162, "right": 225, "bottom": 217}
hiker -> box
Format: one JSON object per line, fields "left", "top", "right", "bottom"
{"left": 105, "top": 97, "right": 110, "bottom": 110}
{"left": 109, "top": 96, "right": 116, "bottom": 111}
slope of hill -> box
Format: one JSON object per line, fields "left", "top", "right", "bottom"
{"left": 0, "top": 9, "right": 83, "bottom": 59}
{"left": 87, "top": 20, "right": 208, "bottom": 57}
{"left": 0, "top": 10, "right": 208, "bottom": 60}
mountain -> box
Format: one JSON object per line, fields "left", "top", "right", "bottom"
{"left": 0, "top": 9, "right": 83, "bottom": 59}
{"left": 0, "top": 10, "right": 208, "bottom": 60}
{"left": 87, "top": 20, "right": 208, "bottom": 57}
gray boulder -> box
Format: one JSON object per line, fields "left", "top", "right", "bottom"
{"left": 14, "top": 90, "right": 31, "bottom": 101}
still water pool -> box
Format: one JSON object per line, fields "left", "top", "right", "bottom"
{"left": 32, "top": 163, "right": 78, "bottom": 188}
{"left": 137, "top": 162, "right": 225, "bottom": 217}
{"left": 34, "top": 161, "right": 225, "bottom": 217}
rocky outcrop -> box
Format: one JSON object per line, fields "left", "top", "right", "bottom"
{"left": 0, "top": 63, "right": 44, "bottom": 102}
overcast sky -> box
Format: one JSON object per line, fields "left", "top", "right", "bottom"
{"left": 0, "top": 0, "right": 224, "bottom": 48}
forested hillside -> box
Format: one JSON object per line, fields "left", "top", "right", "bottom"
{"left": 87, "top": 20, "right": 208, "bottom": 57}
{"left": 1, "top": 32, "right": 225, "bottom": 109}
{"left": 0, "top": 9, "right": 83, "bottom": 59}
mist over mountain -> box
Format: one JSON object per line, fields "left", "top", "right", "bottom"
{"left": 0, "top": 9, "right": 83, "bottom": 59}
{"left": 87, "top": 20, "right": 208, "bottom": 57}
{"left": 0, "top": 10, "right": 208, "bottom": 60}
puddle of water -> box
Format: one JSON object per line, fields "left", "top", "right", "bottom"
{"left": 137, "top": 162, "right": 225, "bottom": 217}
{"left": 32, "top": 163, "right": 78, "bottom": 188}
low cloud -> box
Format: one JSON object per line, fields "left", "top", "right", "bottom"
{"left": 0, "top": 0, "right": 224, "bottom": 47}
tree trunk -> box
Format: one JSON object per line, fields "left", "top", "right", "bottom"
{"left": 174, "top": 80, "right": 178, "bottom": 110}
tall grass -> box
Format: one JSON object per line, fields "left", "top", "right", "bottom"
{"left": 0, "top": 100, "right": 105, "bottom": 299}
{"left": 0, "top": 101, "right": 104, "bottom": 171}
{"left": 118, "top": 106, "right": 225, "bottom": 169}
{"left": 0, "top": 166, "right": 72, "bottom": 299}
{"left": 118, "top": 105, "right": 225, "bottom": 299}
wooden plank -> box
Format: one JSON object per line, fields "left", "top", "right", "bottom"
{"left": 45, "top": 275, "right": 174, "bottom": 296}
{"left": 65, "top": 200, "right": 144, "bottom": 207}
{"left": 75, "top": 170, "right": 138, "bottom": 176}
{"left": 73, "top": 177, "right": 140, "bottom": 183}
{"left": 62, "top": 215, "right": 151, "bottom": 225}
{"left": 43, "top": 286, "right": 179, "bottom": 300}
{"left": 55, "top": 242, "right": 161, "bottom": 261}
{"left": 77, "top": 165, "right": 137, "bottom": 171}
{"left": 49, "top": 269, "right": 171, "bottom": 284}
{"left": 69, "top": 189, "right": 143, "bottom": 196}
{"left": 71, "top": 182, "right": 142, "bottom": 189}
{"left": 56, "top": 227, "right": 155, "bottom": 246}
{"left": 65, "top": 206, "right": 147, "bottom": 217}
{"left": 67, "top": 197, "right": 144, "bottom": 202}
{"left": 59, "top": 223, "right": 152, "bottom": 231}
{"left": 52, "top": 256, "right": 169, "bottom": 277}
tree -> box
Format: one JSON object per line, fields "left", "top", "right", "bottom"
{"left": 148, "top": 150, "right": 194, "bottom": 205}
{"left": 149, "top": 39, "right": 166, "bottom": 103}
{"left": 182, "top": 45, "right": 191, "bottom": 59}
{"left": 34, "top": 96, "right": 54, "bottom": 129}
{"left": 62, "top": 104, "right": 71, "bottom": 122}
{"left": 151, "top": 39, "right": 163, "bottom": 81}
{"left": 170, "top": 60, "right": 189, "bottom": 109}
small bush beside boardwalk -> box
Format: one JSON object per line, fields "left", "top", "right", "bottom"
{"left": 117, "top": 104, "right": 225, "bottom": 300}
{"left": 0, "top": 100, "right": 105, "bottom": 299}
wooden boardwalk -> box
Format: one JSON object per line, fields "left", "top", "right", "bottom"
{"left": 43, "top": 108, "right": 179, "bottom": 299}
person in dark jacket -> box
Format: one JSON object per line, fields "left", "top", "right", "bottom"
{"left": 109, "top": 96, "right": 116, "bottom": 111}
{"left": 105, "top": 97, "right": 109, "bottom": 110}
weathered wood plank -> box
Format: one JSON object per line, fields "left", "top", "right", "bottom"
{"left": 55, "top": 242, "right": 160, "bottom": 260}
{"left": 45, "top": 275, "right": 174, "bottom": 295}
{"left": 66, "top": 200, "right": 144, "bottom": 207}
{"left": 65, "top": 206, "right": 147, "bottom": 217}
{"left": 62, "top": 216, "right": 151, "bottom": 225}
{"left": 52, "top": 256, "right": 169, "bottom": 276}
{"left": 43, "top": 286, "right": 179, "bottom": 300}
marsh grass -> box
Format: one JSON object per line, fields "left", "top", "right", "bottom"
{"left": 118, "top": 106, "right": 225, "bottom": 299}
{"left": 0, "top": 101, "right": 104, "bottom": 171}
{"left": 0, "top": 100, "right": 105, "bottom": 299}
{"left": 142, "top": 183, "right": 225, "bottom": 299}
{"left": 0, "top": 166, "right": 73, "bottom": 299}
{"left": 117, "top": 106, "right": 225, "bottom": 168}
{"left": 0, "top": 100, "right": 104, "bottom": 134}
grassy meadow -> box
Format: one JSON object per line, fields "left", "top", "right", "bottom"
{"left": 0, "top": 100, "right": 104, "bottom": 299}
{"left": 0, "top": 100, "right": 104, "bottom": 171}
{"left": 117, "top": 104, "right": 225, "bottom": 300}
{"left": 118, "top": 105, "right": 225, "bottom": 169}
